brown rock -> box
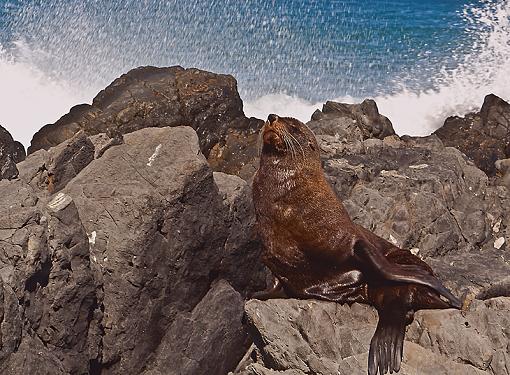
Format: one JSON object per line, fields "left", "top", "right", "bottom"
{"left": 434, "top": 94, "right": 510, "bottom": 176}
{"left": 27, "top": 66, "right": 263, "bottom": 177}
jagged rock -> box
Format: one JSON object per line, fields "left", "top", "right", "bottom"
{"left": 237, "top": 298, "right": 509, "bottom": 375}
{"left": 0, "top": 126, "right": 265, "bottom": 374}
{"left": 15, "top": 132, "right": 95, "bottom": 195}
{"left": 312, "top": 127, "right": 510, "bottom": 298}
{"left": 144, "top": 279, "right": 248, "bottom": 375}
{"left": 0, "top": 124, "right": 26, "bottom": 180}
{"left": 0, "top": 182, "right": 97, "bottom": 374}
{"left": 309, "top": 99, "right": 395, "bottom": 140}
{"left": 46, "top": 132, "right": 95, "bottom": 193}
{"left": 434, "top": 94, "right": 510, "bottom": 176}
{"left": 27, "top": 66, "right": 263, "bottom": 176}
{"left": 213, "top": 98, "right": 396, "bottom": 181}
{"left": 3, "top": 65, "right": 510, "bottom": 375}
{"left": 213, "top": 172, "right": 267, "bottom": 291}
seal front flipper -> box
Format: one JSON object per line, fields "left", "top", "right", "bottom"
{"left": 368, "top": 305, "right": 407, "bottom": 375}
{"left": 353, "top": 239, "right": 461, "bottom": 309}
{"left": 250, "top": 277, "right": 288, "bottom": 300}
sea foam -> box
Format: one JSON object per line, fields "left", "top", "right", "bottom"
{"left": 245, "top": 0, "right": 510, "bottom": 136}
{"left": 0, "top": 1, "right": 509, "bottom": 147}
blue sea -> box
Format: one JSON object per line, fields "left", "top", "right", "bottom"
{"left": 0, "top": 0, "right": 509, "bottom": 146}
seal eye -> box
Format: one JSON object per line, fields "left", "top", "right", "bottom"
{"left": 309, "top": 141, "right": 316, "bottom": 151}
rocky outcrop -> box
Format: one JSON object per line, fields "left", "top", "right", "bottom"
{"left": 232, "top": 96, "right": 510, "bottom": 375}
{"left": 0, "top": 124, "right": 26, "bottom": 180}
{"left": 27, "top": 66, "right": 263, "bottom": 177}
{"left": 4, "top": 65, "right": 510, "bottom": 375}
{"left": 0, "top": 126, "right": 264, "bottom": 374}
{"left": 212, "top": 98, "right": 396, "bottom": 181}
{"left": 434, "top": 94, "right": 510, "bottom": 176}
{"left": 236, "top": 297, "right": 510, "bottom": 375}
{"left": 310, "top": 99, "right": 395, "bottom": 140}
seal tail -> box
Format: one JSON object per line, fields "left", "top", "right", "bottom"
{"left": 368, "top": 306, "right": 407, "bottom": 375}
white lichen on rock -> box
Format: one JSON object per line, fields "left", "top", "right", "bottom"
{"left": 147, "top": 144, "right": 163, "bottom": 167}
{"left": 494, "top": 237, "right": 505, "bottom": 249}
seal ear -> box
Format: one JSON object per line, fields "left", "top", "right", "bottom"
{"left": 353, "top": 239, "right": 461, "bottom": 309}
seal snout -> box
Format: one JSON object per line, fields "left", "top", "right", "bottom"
{"left": 268, "top": 114, "right": 279, "bottom": 124}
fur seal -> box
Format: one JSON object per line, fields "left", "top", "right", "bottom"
{"left": 252, "top": 114, "right": 461, "bottom": 375}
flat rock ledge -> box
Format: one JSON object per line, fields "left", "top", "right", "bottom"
{"left": 234, "top": 297, "right": 510, "bottom": 375}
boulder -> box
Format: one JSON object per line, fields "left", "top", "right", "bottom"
{"left": 0, "top": 126, "right": 264, "bottom": 374}
{"left": 434, "top": 94, "right": 510, "bottom": 176}
{"left": 235, "top": 297, "right": 509, "bottom": 375}
{"left": 144, "top": 279, "right": 248, "bottom": 375}
{"left": 312, "top": 127, "right": 510, "bottom": 298}
{"left": 27, "top": 66, "right": 263, "bottom": 176}
{"left": 309, "top": 99, "right": 395, "bottom": 140}
{"left": 0, "top": 124, "right": 26, "bottom": 180}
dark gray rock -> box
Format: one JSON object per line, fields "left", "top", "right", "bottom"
{"left": 0, "top": 182, "right": 97, "bottom": 374}
{"left": 213, "top": 172, "right": 267, "bottom": 294}
{"left": 145, "top": 279, "right": 248, "bottom": 375}
{"left": 0, "top": 126, "right": 264, "bottom": 375}
{"left": 0, "top": 124, "right": 26, "bottom": 180}
{"left": 309, "top": 99, "right": 395, "bottom": 140}
{"left": 46, "top": 132, "right": 95, "bottom": 193}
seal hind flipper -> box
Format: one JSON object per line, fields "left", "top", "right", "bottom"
{"left": 353, "top": 239, "right": 461, "bottom": 309}
{"left": 368, "top": 306, "right": 407, "bottom": 375}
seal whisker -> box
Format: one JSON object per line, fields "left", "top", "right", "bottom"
{"left": 283, "top": 134, "right": 296, "bottom": 159}
{"left": 257, "top": 127, "right": 265, "bottom": 156}
{"left": 286, "top": 130, "right": 305, "bottom": 159}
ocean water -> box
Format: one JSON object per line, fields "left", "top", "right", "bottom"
{"left": 0, "top": 0, "right": 509, "bottom": 147}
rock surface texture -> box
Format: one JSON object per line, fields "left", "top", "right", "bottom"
{"left": 0, "top": 124, "right": 26, "bottom": 180}
{"left": 0, "top": 125, "right": 264, "bottom": 374}
{"left": 27, "top": 66, "right": 263, "bottom": 177}
{"left": 2, "top": 67, "right": 510, "bottom": 375}
{"left": 435, "top": 94, "right": 510, "bottom": 177}
{"left": 236, "top": 298, "right": 509, "bottom": 375}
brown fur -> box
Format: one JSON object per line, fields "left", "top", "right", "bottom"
{"left": 252, "top": 115, "right": 460, "bottom": 375}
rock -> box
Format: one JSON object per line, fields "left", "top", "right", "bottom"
{"left": 15, "top": 131, "right": 95, "bottom": 195}
{"left": 0, "top": 124, "right": 26, "bottom": 180}
{"left": 4, "top": 65, "right": 510, "bottom": 375}
{"left": 311, "top": 120, "right": 510, "bottom": 297}
{"left": 237, "top": 298, "right": 509, "bottom": 374}
{"left": 144, "top": 279, "right": 248, "bottom": 375}
{"left": 46, "top": 132, "right": 95, "bottom": 193}
{"left": 213, "top": 172, "right": 267, "bottom": 293}
{"left": 309, "top": 99, "right": 395, "bottom": 140}
{"left": 27, "top": 66, "right": 263, "bottom": 177}
{"left": 0, "top": 178, "right": 97, "bottom": 374}
{"left": 434, "top": 94, "right": 510, "bottom": 176}
{"left": 0, "top": 126, "right": 264, "bottom": 374}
